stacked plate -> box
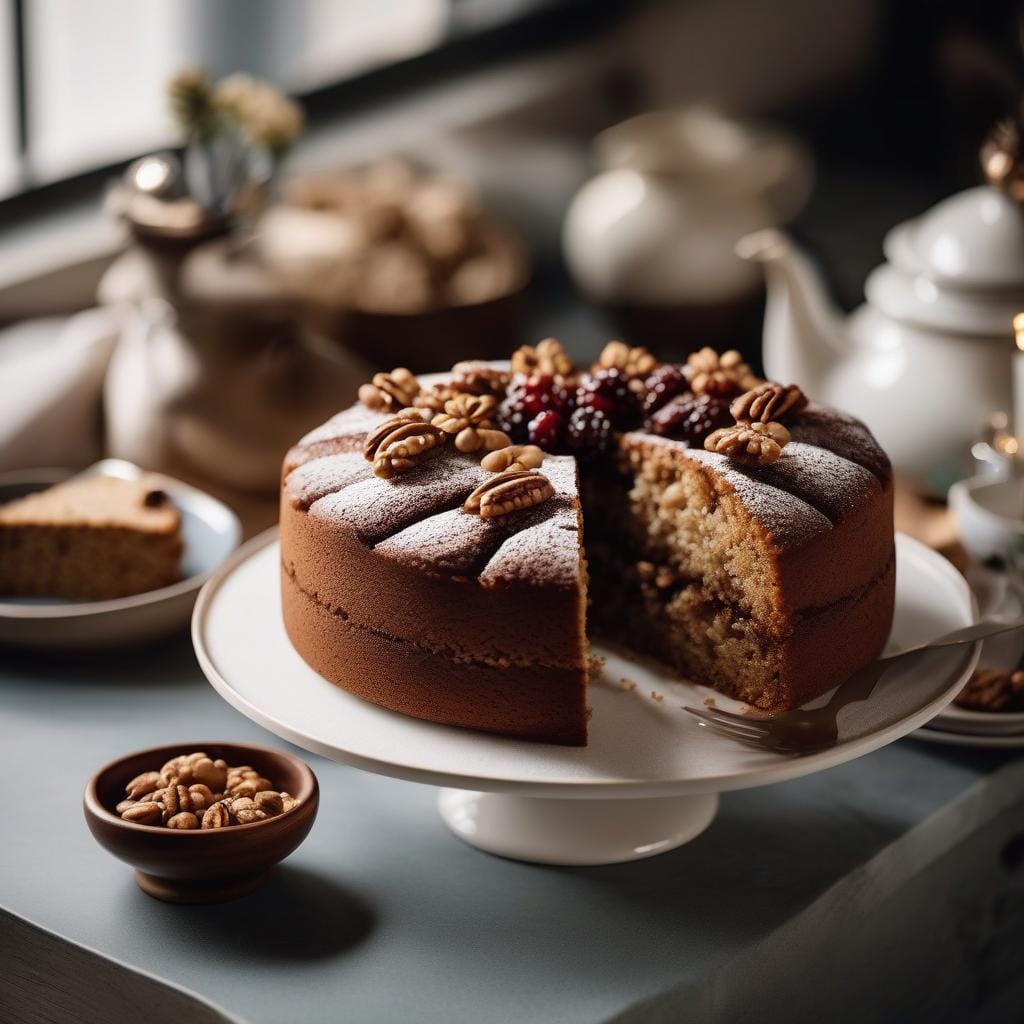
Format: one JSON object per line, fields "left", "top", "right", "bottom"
{"left": 916, "top": 566, "right": 1024, "bottom": 748}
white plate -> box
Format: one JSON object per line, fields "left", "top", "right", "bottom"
{"left": 194, "top": 532, "right": 977, "bottom": 796}
{"left": 911, "top": 726, "right": 1024, "bottom": 749}
{"left": 0, "top": 460, "right": 241, "bottom": 650}
{"left": 928, "top": 566, "right": 1024, "bottom": 736}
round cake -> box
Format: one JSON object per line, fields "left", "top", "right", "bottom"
{"left": 280, "top": 342, "right": 894, "bottom": 745}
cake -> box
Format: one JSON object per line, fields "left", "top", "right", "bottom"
{"left": 0, "top": 474, "right": 183, "bottom": 601}
{"left": 280, "top": 342, "right": 894, "bottom": 745}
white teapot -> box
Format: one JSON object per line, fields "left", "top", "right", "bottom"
{"left": 739, "top": 184, "right": 1024, "bottom": 496}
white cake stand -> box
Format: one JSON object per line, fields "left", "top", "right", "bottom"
{"left": 192, "top": 531, "right": 978, "bottom": 865}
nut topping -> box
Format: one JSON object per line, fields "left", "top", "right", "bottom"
{"left": 450, "top": 360, "right": 509, "bottom": 396}
{"left": 480, "top": 444, "right": 545, "bottom": 472}
{"left": 413, "top": 384, "right": 456, "bottom": 414}
{"left": 685, "top": 347, "right": 759, "bottom": 397}
{"left": 166, "top": 811, "right": 200, "bottom": 830}
{"left": 125, "top": 771, "right": 161, "bottom": 800}
{"left": 431, "top": 394, "right": 511, "bottom": 454}
{"left": 115, "top": 750, "right": 301, "bottom": 830}
{"left": 464, "top": 469, "right": 555, "bottom": 518}
{"left": 358, "top": 367, "right": 421, "bottom": 411}
{"left": 364, "top": 416, "right": 448, "bottom": 478}
{"left": 202, "top": 803, "right": 231, "bottom": 829}
{"left": 704, "top": 421, "right": 791, "bottom": 466}
{"left": 121, "top": 802, "right": 163, "bottom": 826}
{"left": 510, "top": 337, "right": 574, "bottom": 378}
{"left": 731, "top": 382, "right": 807, "bottom": 424}
{"left": 594, "top": 340, "right": 658, "bottom": 380}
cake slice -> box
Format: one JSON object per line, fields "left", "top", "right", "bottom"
{"left": 0, "top": 474, "right": 183, "bottom": 601}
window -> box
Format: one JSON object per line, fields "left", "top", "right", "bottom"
{"left": 3, "top": 0, "right": 451, "bottom": 199}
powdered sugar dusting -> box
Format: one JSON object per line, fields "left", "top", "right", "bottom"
{"left": 285, "top": 452, "right": 373, "bottom": 510}
{"left": 375, "top": 454, "right": 579, "bottom": 577}
{"left": 635, "top": 433, "right": 831, "bottom": 549}
{"left": 789, "top": 405, "right": 890, "bottom": 482}
{"left": 375, "top": 508, "right": 501, "bottom": 574}
{"left": 297, "top": 405, "right": 388, "bottom": 448}
{"left": 309, "top": 455, "right": 489, "bottom": 544}
{"left": 480, "top": 514, "right": 581, "bottom": 589}
{"left": 682, "top": 446, "right": 830, "bottom": 548}
{"left": 733, "top": 441, "right": 879, "bottom": 524}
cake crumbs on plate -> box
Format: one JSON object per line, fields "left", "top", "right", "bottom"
{"left": 650, "top": 690, "right": 664, "bottom": 703}
{"left": 619, "top": 677, "right": 637, "bottom": 692}
{"left": 703, "top": 696, "right": 717, "bottom": 707}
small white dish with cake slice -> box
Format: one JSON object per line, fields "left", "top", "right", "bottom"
{"left": 0, "top": 459, "right": 241, "bottom": 649}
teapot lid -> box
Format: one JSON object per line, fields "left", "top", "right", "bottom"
{"left": 884, "top": 186, "right": 1024, "bottom": 290}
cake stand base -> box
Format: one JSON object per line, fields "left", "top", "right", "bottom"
{"left": 437, "top": 789, "right": 719, "bottom": 865}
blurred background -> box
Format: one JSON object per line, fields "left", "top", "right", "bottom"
{"left": 1, "top": 0, "right": 1022, "bottom": 524}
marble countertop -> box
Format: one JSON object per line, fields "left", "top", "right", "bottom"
{"left": 1, "top": 632, "right": 1022, "bottom": 1024}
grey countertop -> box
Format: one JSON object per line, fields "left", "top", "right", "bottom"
{"left": 1, "top": 631, "right": 1022, "bottom": 1024}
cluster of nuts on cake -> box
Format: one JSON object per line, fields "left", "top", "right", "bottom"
{"left": 115, "top": 752, "right": 299, "bottom": 830}
{"left": 357, "top": 340, "right": 810, "bottom": 510}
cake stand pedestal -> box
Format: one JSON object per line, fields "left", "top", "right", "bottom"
{"left": 438, "top": 790, "right": 719, "bottom": 864}
{"left": 193, "top": 532, "right": 978, "bottom": 866}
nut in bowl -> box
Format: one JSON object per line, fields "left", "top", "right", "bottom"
{"left": 84, "top": 742, "right": 318, "bottom": 903}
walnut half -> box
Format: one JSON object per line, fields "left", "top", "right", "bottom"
{"left": 704, "top": 421, "right": 791, "bottom": 466}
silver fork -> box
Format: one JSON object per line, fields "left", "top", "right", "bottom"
{"left": 682, "top": 617, "right": 1024, "bottom": 755}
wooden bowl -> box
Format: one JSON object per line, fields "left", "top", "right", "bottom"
{"left": 83, "top": 741, "right": 318, "bottom": 903}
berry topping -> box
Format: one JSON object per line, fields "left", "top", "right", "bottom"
{"left": 527, "top": 409, "right": 566, "bottom": 452}
{"left": 567, "top": 406, "right": 613, "bottom": 458}
{"left": 575, "top": 368, "right": 639, "bottom": 428}
{"left": 498, "top": 373, "right": 572, "bottom": 442}
{"left": 648, "top": 393, "right": 732, "bottom": 445}
{"left": 641, "top": 364, "right": 689, "bottom": 415}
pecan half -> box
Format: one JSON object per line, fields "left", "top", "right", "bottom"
{"left": 686, "top": 348, "right": 759, "bottom": 397}
{"left": 464, "top": 469, "right": 555, "bottom": 518}
{"left": 166, "top": 811, "right": 200, "bottom": 830}
{"left": 480, "top": 444, "right": 545, "bottom": 472}
{"left": 121, "top": 802, "right": 163, "bottom": 825}
{"left": 432, "top": 394, "right": 511, "bottom": 454}
{"left": 704, "top": 421, "right": 791, "bottom": 466}
{"left": 450, "top": 360, "right": 510, "bottom": 396}
{"left": 412, "top": 385, "right": 454, "bottom": 414}
{"left": 202, "top": 803, "right": 231, "bottom": 829}
{"left": 510, "top": 337, "right": 574, "bottom": 377}
{"left": 594, "top": 340, "right": 658, "bottom": 380}
{"left": 731, "top": 382, "right": 807, "bottom": 424}
{"left": 358, "top": 367, "right": 421, "bottom": 411}
{"left": 366, "top": 418, "right": 448, "bottom": 478}
{"left": 125, "top": 771, "right": 161, "bottom": 800}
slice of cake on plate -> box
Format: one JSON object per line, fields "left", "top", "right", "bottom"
{"left": 279, "top": 343, "right": 894, "bottom": 745}
{"left": 0, "top": 474, "right": 183, "bottom": 601}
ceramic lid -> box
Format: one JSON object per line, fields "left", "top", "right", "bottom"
{"left": 884, "top": 186, "right": 1024, "bottom": 291}
{"left": 865, "top": 261, "right": 1024, "bottom": 336}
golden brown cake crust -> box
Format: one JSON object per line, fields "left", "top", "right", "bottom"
{"left": 280, "top": 387, "right": 894, "bottom": 740}
{"left": 0, "top": 473, "right": 183, "bottom": 600}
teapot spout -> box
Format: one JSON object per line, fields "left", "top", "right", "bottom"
{"left": 737, "top": 229, "right": 848, "bottom": 392}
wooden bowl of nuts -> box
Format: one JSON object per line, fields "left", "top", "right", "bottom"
{"left": 83, "top": 742, "right": 318, "bottom": 903}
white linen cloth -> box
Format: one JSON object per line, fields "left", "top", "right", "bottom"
{"left": 0, "top": 308, "right": 121, "bottom": 473}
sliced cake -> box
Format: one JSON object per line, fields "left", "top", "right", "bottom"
{"left": 0, "top": 474, "right": 183, "bottom": 601}
{"left": 280, "top": 342, "right": 895, "bottom": 744}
